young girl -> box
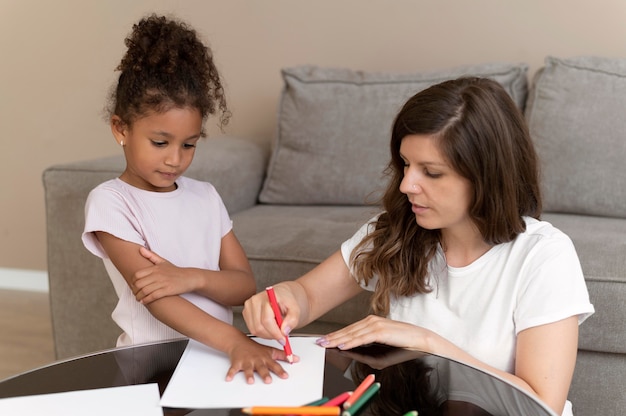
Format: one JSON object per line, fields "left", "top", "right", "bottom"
{"left": 82, "top": 14, "right": 289, "bottom": 383}
{"left": 243, "top": 77, "right": 594, "bottom": 414}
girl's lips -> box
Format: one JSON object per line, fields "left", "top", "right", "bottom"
{"left": 158, "top": 171, "right": 178, "bottom": 179}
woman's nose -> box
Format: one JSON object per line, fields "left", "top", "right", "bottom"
{"left": 400, "top": 174, "right": 421, "bottom": 194}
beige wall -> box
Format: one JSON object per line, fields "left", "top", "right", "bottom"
{"left": 1, "top": 0, "right": 625, "bottom": 271}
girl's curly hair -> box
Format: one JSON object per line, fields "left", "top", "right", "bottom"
{"left": 107, "top": 14, "right": 230, "bottom": 133}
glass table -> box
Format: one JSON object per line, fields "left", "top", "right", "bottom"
{"left": 0, "top": 338, "right": 556, "bottom": 415}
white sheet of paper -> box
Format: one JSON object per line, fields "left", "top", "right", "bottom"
{"left": 0, "top": 383, "right": 162, "bottom": 416}
{"left": 160, "top": 337, "right": 326, "bottom": 409}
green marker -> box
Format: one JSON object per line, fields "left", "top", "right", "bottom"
{"left": 303, "top": 397, "right": 330, "bottom": 406}
{"left": 341, "top": 382, "right": 381, "bottom": 416}
{"left": 402, "top": 411, "right": 418, "bottom": 416}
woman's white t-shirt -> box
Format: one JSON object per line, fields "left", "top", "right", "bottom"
{"left": 341, "top": 216, "right": 594, "bottom": 416}
{"left": 82, "top": 177, "right": 233, "bottom": 347}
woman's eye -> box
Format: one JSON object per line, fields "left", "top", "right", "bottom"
{"left": 425, "top": 170, "right": 442, "bottom": 178}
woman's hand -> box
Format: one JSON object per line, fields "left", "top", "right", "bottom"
{"left": 242, "top": 283, "right": 303, "bottom": 346}
{"left": 315, "top": 315, "right": 439, "bottom": 353}
{"left": 132, "top": 247, "right": 198, "bottom": 304}
{"left": 244, "top": 250, "right": 363, "bottom": 345}
{"left": 330, "top": 345, "right": 428, "bottom": 370}
{"left": 225, "top": 336, "right": 298, "bottom": 384}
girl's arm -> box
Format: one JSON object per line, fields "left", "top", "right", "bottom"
{"left": 319, "top": 314, "right": 578, "bottom": 416}
{"left": 95, "top": 231, "right": 288, "bottom": 383}
{"left": 131, "top": 230, "right": 256, "bottom": 306}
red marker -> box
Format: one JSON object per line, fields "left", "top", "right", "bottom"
{"left": 323, "top": 391, "right": 352, "bottom": 407}
{"left": 266, "top": 286, "right": 294, "bottom": 363}
{"left": 343, "top": 374, "right": 375, "bottom": 409}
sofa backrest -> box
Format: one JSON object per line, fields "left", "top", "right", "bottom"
{"left": 259, "top": 63, "right": 529, "bottom": 205}
{"left": 526, "top": 56, "right": 626, "bottom": 219}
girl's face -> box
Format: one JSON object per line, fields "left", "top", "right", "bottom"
{"left": 399, "top": 134, "right": 474, "bottom": 235}
{"left": 111, "top": 107, "right": 202, "bottom": 192}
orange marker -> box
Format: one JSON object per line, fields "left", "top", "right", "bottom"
{"left": 266, "top": 286, "right": 294, "bottom": 363}
{"left": 241, "top": 405, "right": 340, "bottom": 415}
{"left": 343, "top": 374, "right": 375, "bottom": 409}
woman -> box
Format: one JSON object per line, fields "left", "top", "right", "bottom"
{"left": 243, "top": 77, "right": 594, "bottom": 414}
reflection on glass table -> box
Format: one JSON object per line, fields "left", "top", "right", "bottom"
{"left": 327, "top": 343, "right": 556, "bottom": 416}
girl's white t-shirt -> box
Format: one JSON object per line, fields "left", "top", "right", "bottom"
{"left": 82, "top": 177, "right": 233, "bottom": 347}
{"left": 341, "top": 216, "right": 594, "bottom": 416}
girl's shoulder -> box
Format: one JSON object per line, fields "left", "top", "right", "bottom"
{"left": 176, "top": 176, "right": 222, "bottom": 199}
{"left": 176, "top": 176, "right": 216, "bottom": 191}
{"left": 88, "top": 178, "right": 126, "bottom": 199}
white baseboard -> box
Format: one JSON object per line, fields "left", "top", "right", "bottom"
{"left": 0, "top": 268, "right": 49, "bottom": 292}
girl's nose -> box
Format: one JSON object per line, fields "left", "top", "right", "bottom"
{"left": 165, "top": 149, "right": 181, "bottom": 167}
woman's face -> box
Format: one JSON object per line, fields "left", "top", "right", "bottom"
{"left": 399, "top": 134, "right": 474, "bottom": 234}
{"left": 112, "top": 107, "right": 202, "bottom": 192}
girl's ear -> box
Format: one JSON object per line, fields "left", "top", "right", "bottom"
{"left": 110, "top": 115, "right": 128, "bottom": 146}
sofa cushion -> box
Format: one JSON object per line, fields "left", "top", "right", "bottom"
{"left": 526, "top": 56, "right": 626, "bottom": 218}
{"left": 232, "top": 204, "right": 378, "bottom": 325}
{"left": 259, "top": 63, "right": 529, "bottom": 205}
{"left": 542, "top": 213, "right": 626, "bottom": 355}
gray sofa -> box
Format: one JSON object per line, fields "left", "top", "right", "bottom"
{"left": 43, "top": 56, "right": 625, "bottom": 416}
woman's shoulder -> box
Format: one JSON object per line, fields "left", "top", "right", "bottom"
{"left": 513, "top": 216, "right": 577, "bottom": 257}
{"left": 522, "top": 216, "right": 571, "bottom": 241}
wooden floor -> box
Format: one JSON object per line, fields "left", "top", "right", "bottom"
{"left": 0, "top": 289, "right": 55, "bottom": 381}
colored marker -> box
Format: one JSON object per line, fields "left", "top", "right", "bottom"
{"left": 341, "top": 382, "right": 381, "bottom": 416}
{"left": 323, "top": 391, "right": 352, "bottom": 407}
{"left": 304, "top": 397, "right": 330, "bottom": 406}
{"left": 285, "top": 398, "right": 330, "bottom": 416}
{"left": 266, "top": 286, "right": 294, "bottom": 363}
{"left": 241, "top": 405, "right": 341, "bottom": 415}
{"left": 343, "top": 374, "right": 375, "bottom": 409}
{"left": 402, "top": 411, "right": 419, "bottom": 416}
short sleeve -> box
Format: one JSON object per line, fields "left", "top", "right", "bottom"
{"left": 211, "top": 184, "right": 233, "bottom": 238}
{"left": 340, "top": 216, "right": 379, "bottom": 291}
{"left": 514, "top": 232, "right": 594, "bottom": 333}
{"left": 82, "top": 186, "right": 146, "bottom": 259}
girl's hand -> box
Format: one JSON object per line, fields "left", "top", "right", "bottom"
{"left": 242, "top": 284, "right": 302, "bottom": 346}
{"left": 132, "top": 247, "right": 197, "bottom": 304}
{"left": 316, "top": 315, "right": 438, "bottom": 353}
{"left": 225, "top": 337, "right": 299, "bottom": 384}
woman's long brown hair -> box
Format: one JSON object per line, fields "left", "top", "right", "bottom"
{"left": 352, "top": 77, "right": 542, "bottom": 315}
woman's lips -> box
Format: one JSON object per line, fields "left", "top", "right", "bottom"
{"left": 411, "top": 203, "right": 428, "bottom": 214}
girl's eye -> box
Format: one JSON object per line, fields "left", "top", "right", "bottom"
{"left": 151, "top": 140, "right": 167, "bottom": 147}
{"left": 183, "top": 143, "right": 196, "bottom": 149}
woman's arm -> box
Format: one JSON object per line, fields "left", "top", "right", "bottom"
{"left": 243, "top": 250, "right": 363, "bottom": 342}
{"left": 130, "top": 230, "right": 256, "bottom": 306}
{"left": 319, "top": 314, "right": 578, "bottom": 415}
